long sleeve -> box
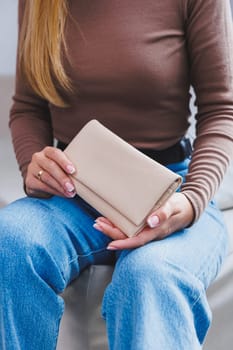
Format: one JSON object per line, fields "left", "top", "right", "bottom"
{"left": 181, "top": 0, "right": 233, "bottom": 220}
{"left": 8, "top": 0, "right": 233, "bottom": 218}
{"left": 9, "top": 0, "right": 53, "bottom": 180}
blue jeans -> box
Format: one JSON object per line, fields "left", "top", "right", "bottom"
{"left": 0, "top": 159, "right": 229, "bottom": 350}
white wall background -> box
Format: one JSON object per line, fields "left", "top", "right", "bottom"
{"left": 0, "top": 0, "right": 18, "bottom": 75}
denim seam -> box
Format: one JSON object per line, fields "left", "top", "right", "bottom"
{"left": 191, "top": 288, "right": 205, "bottom": 310}
{"left": 47, "top": 256, "right": 67, "bottom": 293}
{"left": 75, "top": 247, "right": 109, "bottom": 260}
{"left": 59, "top": 247, "right": 109, "bottom": 287}
{"left": 63, "top": 247, "right": 108, "bottom": 281}
{"left": 66, "top": 247, "right": 108, "bottom": 270}
{"left": 163, "top": 259, "right": 205, "bottom": 307}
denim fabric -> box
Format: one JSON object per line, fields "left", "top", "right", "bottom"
{"left": 0, "top": 159, "right": 229, "bottom": 349}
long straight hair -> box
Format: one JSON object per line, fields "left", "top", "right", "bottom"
{"left": 19, "top": 0, "right": 71, "bottom": 107}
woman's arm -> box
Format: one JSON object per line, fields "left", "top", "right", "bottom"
{"left": 10, "top": 0, "right": 76, "bottom": 198}
{"left": 9, "top": 0, "right": 53, "bottom": 179}
{"left": 95, "top": 0, "right": 233, "bottom": 249}
{"left": 181, "top": 0, "right": 233, "bottom": 220}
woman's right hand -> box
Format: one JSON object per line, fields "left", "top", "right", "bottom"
{"left": 25, "top": 146, "right": 77, "bottom": 199}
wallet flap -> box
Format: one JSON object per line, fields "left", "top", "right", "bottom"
{"left": 65, "top": 120, "right": 182, "bottom": 227}
{"left": 72, "top": 178, "right": 146, "bottom": 237}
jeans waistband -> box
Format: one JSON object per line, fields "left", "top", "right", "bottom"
{"left": 57, "top": 137, "right": 192, "bottom": 166}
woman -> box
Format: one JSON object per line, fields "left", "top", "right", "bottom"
{"left": 1, "top": 0, "right": 233, "bottom": 349}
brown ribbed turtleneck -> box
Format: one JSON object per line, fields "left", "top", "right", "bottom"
{"left": 9, "top": 0, "right": 233, "bottom": 221}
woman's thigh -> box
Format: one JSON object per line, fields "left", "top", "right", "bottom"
{"left": 102, "top": 201, "right": 228, "bottom": 349}
{"left": 0, "top": 195, "right": 114, "bottom": 288}
{"left": 115, "top": 200, "right": 229, "bottom": 291}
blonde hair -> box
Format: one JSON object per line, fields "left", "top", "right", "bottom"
{"left": 19, "top": 0, "right": 71, "bottom": 107}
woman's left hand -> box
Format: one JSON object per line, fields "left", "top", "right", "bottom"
{"left": 93, "top": 192, "right": 194, "bottom": 250}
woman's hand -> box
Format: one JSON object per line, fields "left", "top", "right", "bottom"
{"left": 93, "top": 192, "right": 194, "bottom": 250}
{"left": 25, "top": 146, "right": 77, "bottom": 198}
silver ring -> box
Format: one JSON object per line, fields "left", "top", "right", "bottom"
{"left": 37, "top": 170, "right": 44, "bottom": 181}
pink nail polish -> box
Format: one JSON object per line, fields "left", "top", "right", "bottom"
{"left": 66, "top": 165, "right": 75, "bottom": 174}
{"left": 147, "top": 215, "right": 160, "bottom": 228}
{"left": 107, "top": 245, "right": 118, "bottom": 250}
{"left": 65, "top": 182, "right": 75, "bottom": 192}
{"left": 93, "top": 223, "right": 102, "bottom": 231}
{"left": 67, "top": 191, "right": 76, "bottom": 198}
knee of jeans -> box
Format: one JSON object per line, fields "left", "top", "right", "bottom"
{"left": 0, "top": 214, "right": 38, "bottom": 268}
{"left": 106, "top": 247, "right": 206, "bottom": 307}
{"left": 102, "top": 251, "right": 169, "bottom": 319}
{"left": 102, "top": 250, "right": 212, "bottom": 346}
{"left": 0, "top": 212, "right": 66, "bottom": 292}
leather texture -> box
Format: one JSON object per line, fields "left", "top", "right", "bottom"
{"left": 65, "top": 120, "right": 182, "bottom": 237}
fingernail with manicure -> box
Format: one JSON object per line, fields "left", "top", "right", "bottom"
{"left": 107, "top": 245, "right": 118, "bottom": 250}
{"left": 147, "top": 215, "right": 160, "bottom": 228}
{"left": 66, "top": 165, "right": 75, "bottom": 174}
{"left": 65, "top": 182, "right": 75, "bottom": 192}
{"left": 67, "top": 191, "right": 76, "bottom": 198}
{"left": 93, "top": 223, "right": 102, "bottom": 231}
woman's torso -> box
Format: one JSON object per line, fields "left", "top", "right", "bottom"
{"left": 51, "top": 0, "right": 191, "bottom": 148}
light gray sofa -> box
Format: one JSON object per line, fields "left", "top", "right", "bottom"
{"left": 1, "top": 76, "right": 233, "bottom": 350}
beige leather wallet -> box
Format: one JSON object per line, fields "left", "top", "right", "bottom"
{"left": 64, "top": 120, "right": 182, "bottom": 237}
